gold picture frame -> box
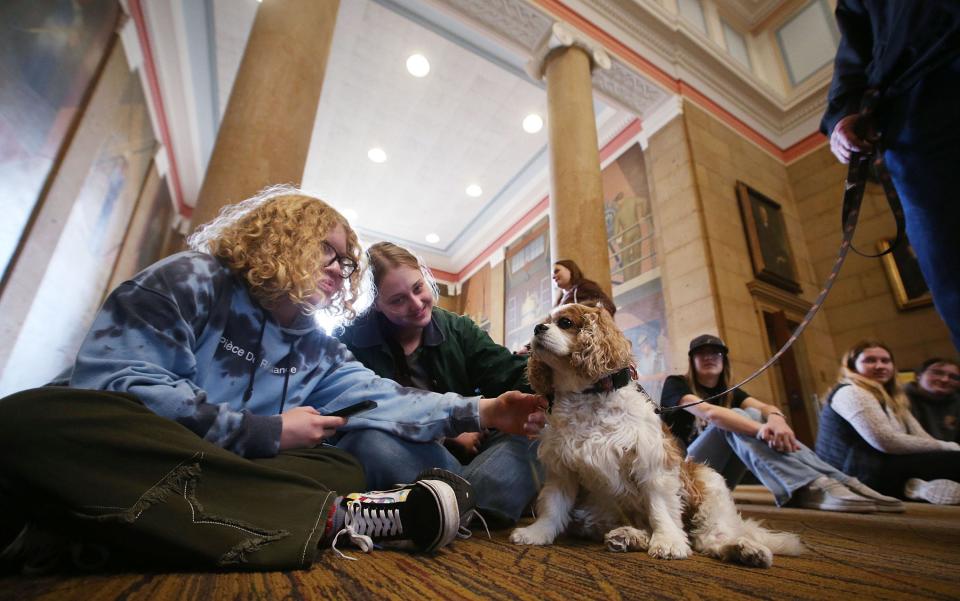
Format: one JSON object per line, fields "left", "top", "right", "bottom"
{"left": 736, "top": 182, "right": 802, "bottom": 294}
{"left": 878, "top": 238, "right": 933, "bottom": 310}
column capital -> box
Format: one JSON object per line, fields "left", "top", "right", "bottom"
{"left": 526, "top": 22, "right": 611, "bottom": 80}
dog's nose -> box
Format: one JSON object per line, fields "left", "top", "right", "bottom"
{"left": 534, "top": 324, "right": 548, "bottom": 335}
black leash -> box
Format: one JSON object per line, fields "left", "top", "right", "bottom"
{"left": 657, "top": 90, "right": 905, "bottom": 414}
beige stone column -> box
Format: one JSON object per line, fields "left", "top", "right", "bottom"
{"left": 529, "top": 23, "right": 612, "bottom": 295}
{"left": 190, "top": 0, "right": 340, "bottom": 230}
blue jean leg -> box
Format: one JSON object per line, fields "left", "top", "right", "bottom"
{"left": 335, "top": 429, "right": 542, "bottom": 524}
{"left": 335, "top": 429, "right": 462, "bottom": 490}
{"left": 462, "top": 431, "right": 543, "bottom": 524}
{"left": 687, "top": 424, "right": 749, "bottom": 490}
{"left": 882, "top": 55, "right": 960, "bottom": 352}
{"left": 689, "top": 408, "right": 836, "bottom": 506}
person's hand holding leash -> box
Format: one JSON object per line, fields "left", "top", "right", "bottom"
{"left": 830, "top": 114, "right": 873, "bottom": 163}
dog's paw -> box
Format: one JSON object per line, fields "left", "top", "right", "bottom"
{"left": 604, "top": 526, "right": 650, "bottom": 552}
{"left": 647, "top": 532, "right": 691, "bottom": 560}
{"left": 510, "top": 525, "right": 555, "bottom": 546}
{"left": 722, "top": 537, "right": 773, "bottom": 568}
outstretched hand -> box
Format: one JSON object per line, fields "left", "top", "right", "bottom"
{"left": 479, "top": 391, "right": 548, "bottom": 437}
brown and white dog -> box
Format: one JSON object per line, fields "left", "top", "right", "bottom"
{"left": 510, "top": 304, "right": 802, "bottom": 567}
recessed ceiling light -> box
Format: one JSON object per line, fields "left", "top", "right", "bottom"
{"left": 406, "top": 54, "right": 430, "bottom": 78}
{"left": 425, "top": 233, "right": 440, "bottom": 244}
{"left": 341, "top": 208, "right": 358, "bottom": 223}
{"left": 522, "top": 113, "right": 543, "bottom": 133}
{"left": 367, "top": 147, "right": 387, "bottom": 163}
{"left": 465, "top": 184, "right": 482, "bottom": 198}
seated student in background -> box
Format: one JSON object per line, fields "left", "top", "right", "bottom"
{"left": 553, "top": 259, "right": 616, "bottom": 315}
{"left": 336, "top": 242, "right": 542, "bottom": 528}
{"left": 0, "top": 187, "right": 546, "bottom": 574}
{"left": 816, "top": 341, "right": 960, "bottom": 505}
{"left": 905, "top": 358, "right": 960, "bottom": 443}
{"left": 660, "top": 334, "right": 901, "bottom": 513}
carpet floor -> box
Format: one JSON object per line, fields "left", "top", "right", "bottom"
{"left": 2, "top": 487, "right": 957, "bottom": 601}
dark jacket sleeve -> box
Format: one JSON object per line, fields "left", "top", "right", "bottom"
{"left": 575, "top": 281, "right": 617, "bottom": 316}
{"left": 456, "top": 313, "right": 532, "bottom": 396}
{"left": 820, "top": 0, "right": 873, "bottom": 136}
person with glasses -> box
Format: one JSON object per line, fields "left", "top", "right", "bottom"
{"left": 906, "top": 358, "right": 960, "bottom": 443}
{"left": 0, "top": 186, "right": 546, "bottom": 573}
{"left": 659, "top": 334, "right": 901, "bottom": 513}
{"left": 336, "top": 242, "right": 541, "bottom": 528}
{"left": 816, "top": 341, "right": 960, "bottom": 505}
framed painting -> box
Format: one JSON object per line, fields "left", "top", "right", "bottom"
{"left": 736, "top": 181, "right": 801, "bottom": 294}
{"left": 878, "top": 238, "right": 932, "bottom": 310}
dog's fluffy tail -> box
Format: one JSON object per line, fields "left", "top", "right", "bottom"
{"left": 742, "top": 518, "right": 804, "bottom": 556}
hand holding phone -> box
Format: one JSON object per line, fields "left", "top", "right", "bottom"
{"left": 326, "top": 400, "right": 378, "bottom": 418}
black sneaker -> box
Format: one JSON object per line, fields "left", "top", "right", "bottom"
{"left": 330, "top": 479, "right": 459, "bottom": 559}
{"left": 415, "top": 468, "right": 487, "bottom": 539}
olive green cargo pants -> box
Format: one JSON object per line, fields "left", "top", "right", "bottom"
{"left": 0, "top": 387, "right": 364, "bottom": 571}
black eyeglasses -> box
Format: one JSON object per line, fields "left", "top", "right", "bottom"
{"left": 926, "top": 368, "right": 960, "bottom": 381}
{"left": 321, "top": 241, "right": 358, "bottom": 278}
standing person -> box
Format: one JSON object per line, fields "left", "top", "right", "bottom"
{"left": 660, "top": 334, "right": 901, "bottom": 512}
{"left": 906, "top": 358, "right": 960, "bottom": 443}
{"left": 0, "top": 187, "right": 546, "bottom": 574}
{"left": 816, "top": 341, "right": 960, "bottom": 505}
{"left": 552, "top": 259, "right": 616, "bottom": 316}
{"left": 822, "top": 0, "right": 960, "bottom": 351}
{"left": 337, "top": 242, "right": 542, "bottom": 527}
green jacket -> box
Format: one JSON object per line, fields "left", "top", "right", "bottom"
{"left": 337, "top": 308, "right": 530, "bottom": 397}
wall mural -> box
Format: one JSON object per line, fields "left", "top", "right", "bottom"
{"left": 614, "top": 278, "right": 668, "bottom": 402}
{"left": 503, "top": 219, "right": 552, "bottom": 353}
{"left": 602, "top": 143, "right": 656, "bottom": 286}
{"left": 0, "top": 54, "right": 157, "bottom": 395}
{"left": 0, "top": 0, "right": 119, "bottom": 282}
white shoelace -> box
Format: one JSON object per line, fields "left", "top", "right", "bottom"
{"left": 457, "top": 509, "right": 491, "bottom": 540}
{"left": 331, "top": 501, "right": 403, "bottom": 560}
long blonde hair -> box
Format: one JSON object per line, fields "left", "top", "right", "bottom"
{"left": 187, "top": 185, "right": 363, "bottom": 319}
{"left": 839, "top": 339, "right": 911, "bottom": 426}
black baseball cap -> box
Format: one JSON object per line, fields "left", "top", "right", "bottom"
{"left": 688, "top": 334, "right": 728, "bottom": 356}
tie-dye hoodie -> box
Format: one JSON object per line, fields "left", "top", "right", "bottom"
{"left": 70, "top": 251, "right": 481, "bottom": 458}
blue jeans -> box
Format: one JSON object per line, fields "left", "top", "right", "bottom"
{"left": 881, "top": 54, "right": 960, "bottom": 352}
{"left": 688, "top": 408, "right": 851, "bottom": 506}
{"left": 336, "top": 429, "right": 542, "bottom": 524}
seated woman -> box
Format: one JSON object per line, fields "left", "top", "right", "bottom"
{"left": 336, "top": 242, "right": 542, "bottom": 527}
{"left": 816, "top": 341, "right": 960, "bottom": 505}
{"left": 905, "top": 358, "right": 960, "bottom": 442}
{"left": 0, "top": 187, "right": 545, "bottom": 573}
{"left": 553, "top": 259, "right": 616, "bottom": 315}
{"left": 661, "top": 334, "right": 901, "bottom": 512}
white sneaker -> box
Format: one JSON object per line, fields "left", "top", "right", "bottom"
{"left": 904, "top": 478, "right": 960, "bottom": 505}
{"left": 791, "top": 476, "right": 876, "bottom": 513}
{"left": 842, "top": 478, "right": 905, "bottom": 512}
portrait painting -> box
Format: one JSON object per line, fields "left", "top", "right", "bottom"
{"left": 878, "top": 237, "right": 932, "bottom": 310}
{"left": 736, "top": 182, "right": 801, "bottom": 294}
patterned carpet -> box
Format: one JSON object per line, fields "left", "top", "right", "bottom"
{"left": 2, "top": 488, "right": 958, "bottom": 601}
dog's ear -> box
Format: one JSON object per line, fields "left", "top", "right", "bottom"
{"left": 572, "top": 308, "right": 633, "bottom": 381}
{"left": 526, "top": 354, "right": 554, "bottom": 395}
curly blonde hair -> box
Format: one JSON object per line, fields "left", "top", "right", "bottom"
{"left": 187, "top": 185, "right": 362, "bottom": 319}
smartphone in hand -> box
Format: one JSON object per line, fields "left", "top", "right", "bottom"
{"left": 326, "top": 400, "right": 378, "bottom": 418}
